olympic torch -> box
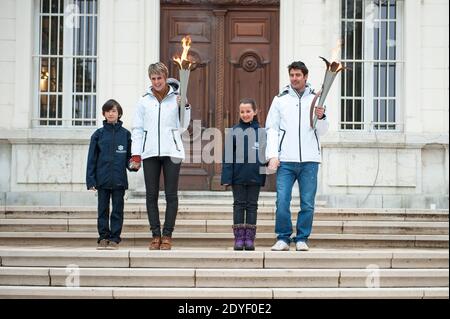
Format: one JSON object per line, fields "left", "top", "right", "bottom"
{"left": 310, "top": 56, "right": 346, "bottom": 129}
{"left": 173, "top": 36, "right": 194, "bottom": 126}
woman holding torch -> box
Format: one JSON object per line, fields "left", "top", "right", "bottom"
{"left": 130, "top": 62, "right": 191, "bottom": 250}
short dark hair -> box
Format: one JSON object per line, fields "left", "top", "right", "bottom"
{"left": 239, "top": 98, "right": 257, "bottom": 112}
{"left": 288, "top": 61, "right": 309, "bottom": 76}
{"left": 102, "top": 99, "right": 123, "bottom": 119}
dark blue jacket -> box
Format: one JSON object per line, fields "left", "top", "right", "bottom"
{"left": 221, "top": 119, "right": 267, "bottom": 186}
{"left": 86, "top": 120, "right": 132, "bottom": 190}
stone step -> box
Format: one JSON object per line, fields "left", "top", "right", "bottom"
{"left": 1, "top": 249, "right": 447, "bottom": 269}
{"left": 127, "top": 198, "right": 328, "bottom": 207}
{"left": 271, "top": 287, "right": 449, "bottom": 299}
{"left": 130, "top": 191, "right": 297, "bottom": 201}
{"left": 0, "top": 286, "right": 447, "bottom": 299}
{"left": 0, "top": 232, "right": 447, "bottom": 248}
{"left": 195, "top": 269, "right": 449, "bottom": 288}
{"left": 2, "top": 206, "right": 448, "bottom": 221}
{"left": 1, "top": 219, "right": 448, "bottom": 235}
{"left": 0, "top": 267, "right": 447, "bottom": 288}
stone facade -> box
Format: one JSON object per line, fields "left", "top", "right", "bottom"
{"left": 0, "top": 0, "right": 448, "bottom": 208}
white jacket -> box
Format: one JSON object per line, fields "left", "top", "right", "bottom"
{"left": 265, "top": 84, "right": 329, "bottom": 163}
{"left": 131, "top": 79, "right": 191, "bottom": 160}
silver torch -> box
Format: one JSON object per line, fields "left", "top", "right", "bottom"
{"left": 310, "top": 56, "right": 346, "bottom": 129}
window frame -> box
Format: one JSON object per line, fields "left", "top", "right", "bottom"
{"left": 339, "top": 0, "right": 404, "bottom": 132}
{"left": 33, "top": 0, "right": 98, "bottom": 128}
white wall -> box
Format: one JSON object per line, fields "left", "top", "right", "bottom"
{"left": 420, "top": 0, "right": 449, "bottom": 134}
{"left": 0, "top": 0, "right": 16, "bottom": 129}
{"left": 98, "top": 0, "right": 159, "bottom": 130}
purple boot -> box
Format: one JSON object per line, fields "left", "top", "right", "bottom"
{"left": 244, "top": 225, "right": 257, "bottom": 251}
{"left": 232, "top": 224, "right": 246, "bottom": 250}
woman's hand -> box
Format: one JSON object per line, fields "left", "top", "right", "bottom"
{"left": 177, "top": 96, "right": 189, "bottom": 106}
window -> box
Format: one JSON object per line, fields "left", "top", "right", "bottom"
{"left": 340, "top": 0, "right": 403, "bottom": 131}
{"left": 35, "top": 0, "right": 98, "bottom": 127}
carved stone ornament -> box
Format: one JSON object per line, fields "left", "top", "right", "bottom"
{"left": 161, "top": 0, "right": 279, "bottom": 6}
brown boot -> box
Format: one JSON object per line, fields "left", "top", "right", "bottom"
{"left": 149, "top": 236, "right": 161, "bottom": 250}
{"left": 160, "top": 236, "right": 172, "bottom": 250}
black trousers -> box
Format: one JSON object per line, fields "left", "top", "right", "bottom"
{"left": 231, "top": 184, "right": 261, "bottom": 225}
{"left": 97, "top": 188, "right": 125, "bottom": 243}
{"left": 143, "top": 157, "right": 181, "bottom": 237}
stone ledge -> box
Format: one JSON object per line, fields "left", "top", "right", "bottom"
{"left": 339, "top": 269, "right": 449, "bottom": 288}
{"left": 0, "top": 286, "right": 446, "bottom": 299}
{"left": 0, "top": 267, "right": 50, "bottom": 286}
{"left": 0, "top": 232, "right": 447, "bottom": 249}
{"left": 112, "top": 287, "right": 273, "bottom": 299}
{"left": 0, "top": 286, "right": 114, "bottom": 299}
{"left": 196, "top": 269, "right": 340, "bottom": 288}
{"left": 272, "top": 288, "right": 432, "bottom": 299}
{"left": 49, "top": 268, "right": 195, "bottom": 287}
{"left": 1, "top": 248, "right": 447, "bottom": 269}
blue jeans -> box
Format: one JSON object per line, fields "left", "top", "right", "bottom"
{"left": 97, "top": 188, "right": 125, "bottom": 244}
{"left": 275, "top": 162, "right": 319, "bottom": 244}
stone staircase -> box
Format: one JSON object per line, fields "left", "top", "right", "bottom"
{"left": 0, "top": 192, "right": 448, "bottom": 298}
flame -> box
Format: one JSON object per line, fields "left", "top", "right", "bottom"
{"left": 331, "top": 39, "right": 343, "bottom": 62}
{"left": 173, "top": 36, "right": 193, "bottom": 70}
{"left": 327, "top": 39, "right": 345, "bottom": 73}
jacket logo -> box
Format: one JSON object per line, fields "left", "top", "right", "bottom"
{"left": 252, "top": 142, "right": 260, "bottom": 150}
{"left": 116, "top": 145, "right": 126, "bottom": 154}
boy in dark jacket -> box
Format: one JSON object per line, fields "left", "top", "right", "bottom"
{"left": 221, "top": 98, "right": 267, "bottom": 250}
{"left": 86, "top": 99, "right": 132, "bottom": 250}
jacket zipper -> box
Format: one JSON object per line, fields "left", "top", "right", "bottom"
{"left": 157, "top": 92, "right": 176, "bottom": 156}
{"left": 110, "top": 126, "right": 116, "bottom": 188}
{"left": 296, "top": 93, "right": 303, "bottom": 162}
{"left": 158, "top": 102, "right": 161, "bottom": 156}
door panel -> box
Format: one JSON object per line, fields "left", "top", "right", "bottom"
{"left": 160, "top": 2, "right": 279, "bottom": 190}
{"left": 161, "top": 8, "right": 215, "bottom": 189}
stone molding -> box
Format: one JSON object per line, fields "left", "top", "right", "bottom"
{"left": 161, "top": 0, "right": 279, "bottom": 6}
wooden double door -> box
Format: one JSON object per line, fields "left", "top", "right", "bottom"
{"left": 160, "top": 0, "right": 280, "bottom": 190}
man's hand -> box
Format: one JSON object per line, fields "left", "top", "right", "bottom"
{"left": 268, "top": 158, "right": 280, "bottom": 171}
{"left": 89, "top": 187, "right": 97, "bottom": 191}
{"left": 315, "top": 106, "right": 325, "bottom": 119}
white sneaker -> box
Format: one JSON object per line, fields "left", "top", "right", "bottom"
{"left": 271, "top": 240, "right": 290, "bottom": 251}
{"left": 295, "top": 241, "right": 309, "bottom": 251}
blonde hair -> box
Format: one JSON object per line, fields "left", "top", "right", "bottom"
{"left": 148, "top": 62, "right": 169, "bottom": 79}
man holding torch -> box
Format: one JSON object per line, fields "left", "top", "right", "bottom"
{"left": 266, "top": 61, "right": 329, "bottom": 251}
